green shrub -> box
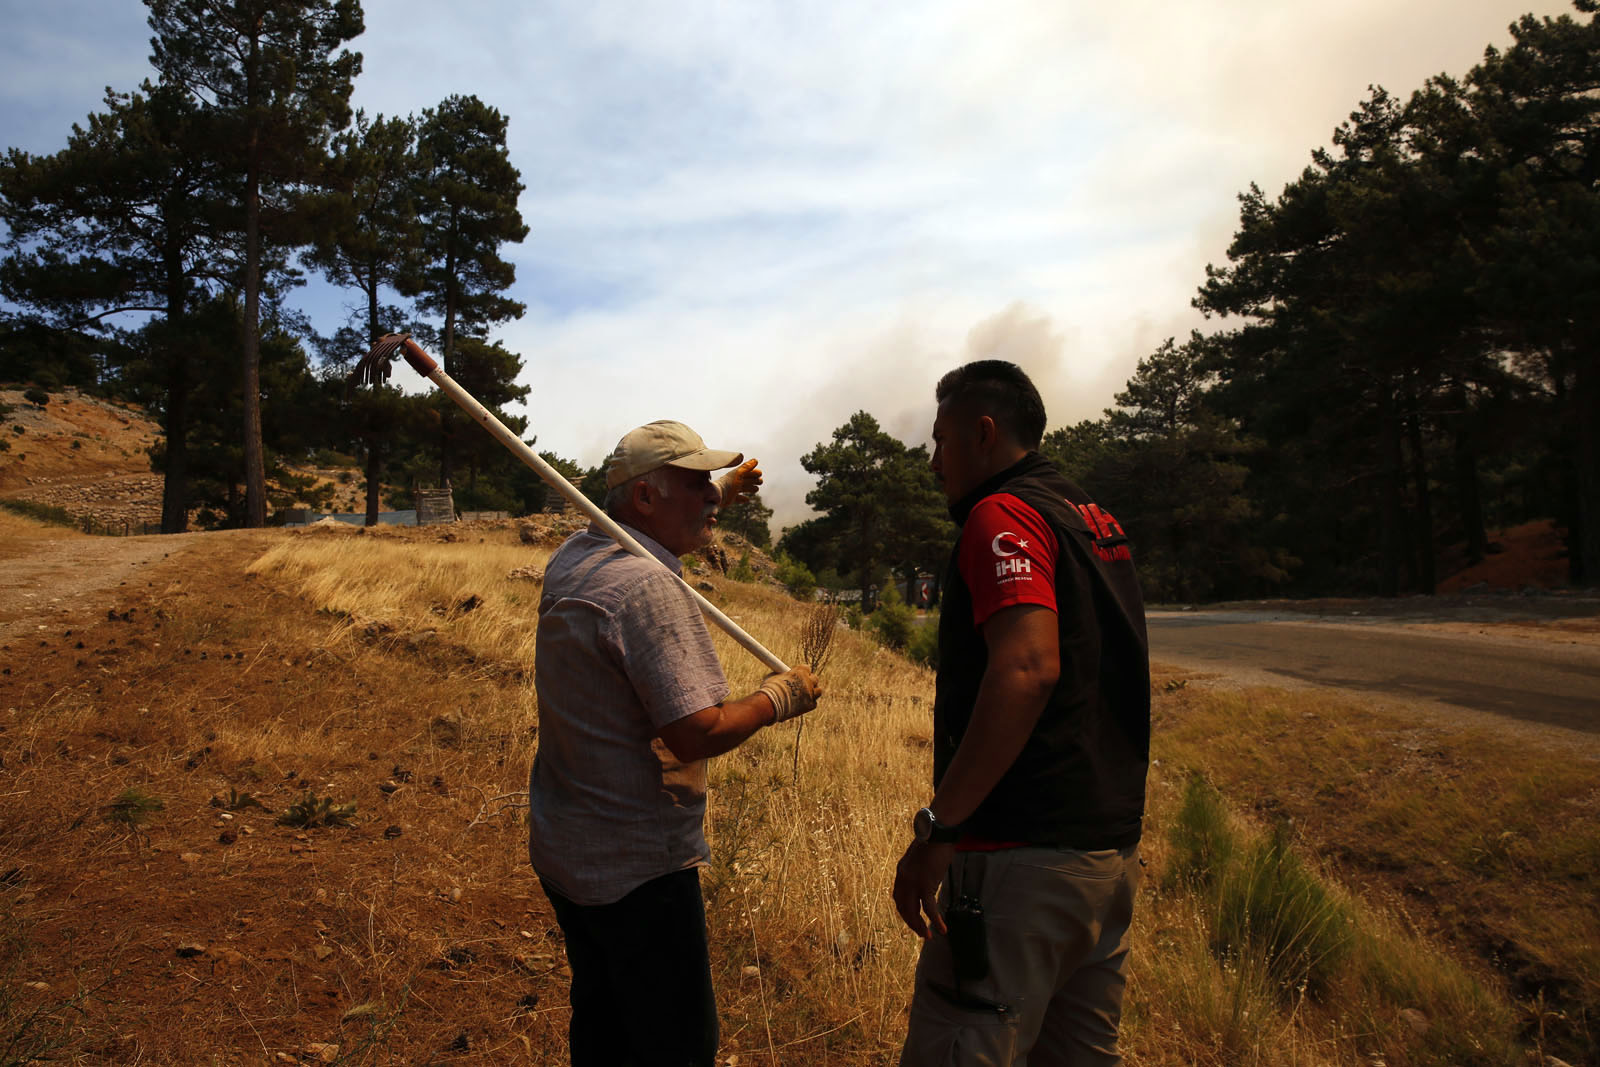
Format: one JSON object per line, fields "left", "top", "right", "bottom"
{"left": 1150, "top": 772, "right": 1521, "bottom": 1063}
{"left": 212, "top": 788, "right": 268, "bottom": 813}
{"left": 774, "top": 552, "right": 816, "bottom": 601}
{"left": 1213, "top": 822, "right": 1354, "bottom": 994}
{"left": 276, "top": 792, "right": 357, "bottom": 829}
{"left": 731, "top": 551, "right": 756, "bottom": 582}
{"left": 906, "top": 609, "right": 940, "bottom": 667}
{"left": 1167, "top": 776, "right": 1236, "bottom": 890}
{"left": 104, "top": 788, "right": 163, "bottom": 830}
{"left": 1167, "top": 779, "right": 1352, "bottom": 997}
{"left": 866, "top": 586, "right": 916, "bottom": 650}
{"left": 22, "top": 388, "right": 48, "bottom": 407}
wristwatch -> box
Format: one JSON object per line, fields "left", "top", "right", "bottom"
{"left": 913, "top": 806, "right": 961, "bottom": 845}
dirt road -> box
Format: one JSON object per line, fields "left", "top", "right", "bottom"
{"left": 0, "top": 528, "right": 267, "bottom": 641}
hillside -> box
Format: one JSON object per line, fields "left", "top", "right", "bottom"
{"left": 1437, "top": 519, "right": 1571, "bottom": 593}
{"left": 0, "top": 516, "right": 1594, "bottom": 1064}
{"left": 0, "top": 388, "right": 373, "bottom": 527}
{"left": 0, "top": 387, "right": 164, "bottom": 527}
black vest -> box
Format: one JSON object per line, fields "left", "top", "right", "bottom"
{"left": 934, "top": 453, "right": 1150, "bottom": 849}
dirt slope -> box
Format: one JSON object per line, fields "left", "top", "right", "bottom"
{"left": 1437, "top": 518, "right": 1571, "bottom": 592}
{"left": 0, "top": 387, "right": 378, "bottom": 524}
{"left": 3, "top": 516, "right": 1595, "bottom": 1063}
{"left": 0, "top": 388, "right": 164, "bottom": 525}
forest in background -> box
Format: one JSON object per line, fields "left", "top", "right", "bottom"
{"left": 1, "top": 1, "right": 1597, "bottom": 602}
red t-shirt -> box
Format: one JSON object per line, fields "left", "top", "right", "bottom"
{"left": 953, "top": 493, "right": 1061, "bottom": 851}
{"left": 957, "top": 493, "right": 1059, "bottom": 626}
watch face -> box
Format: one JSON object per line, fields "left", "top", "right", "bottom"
{"left": 913, "top": 807, "right": 933, "bottom": 843}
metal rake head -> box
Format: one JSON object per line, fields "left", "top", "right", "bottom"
{"left": 349, "top": 333, "right": 412, "bottom": 389}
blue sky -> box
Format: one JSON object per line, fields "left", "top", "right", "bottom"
{"left": 0, "top": 0, "right": 1578, "bottom": 525}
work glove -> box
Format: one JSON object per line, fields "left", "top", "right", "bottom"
{"left": 715, "top": 459, "right": 763, "bottom": 510}
{"left": 759, "top": 664, "right": 821, "bottom": 723}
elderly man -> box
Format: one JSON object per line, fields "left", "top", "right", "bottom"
{"left": 529, "top": 419, "right": 822, "bottom": 1067}
{"left": 894, "top": 362, "right": 1150, "bottom": 1066}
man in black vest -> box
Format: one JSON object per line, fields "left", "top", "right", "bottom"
{"left": 893, "top": 360, "right": 1150, "bottom": 1066}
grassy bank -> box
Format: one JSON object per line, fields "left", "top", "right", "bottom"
{"left": 1145, "top": 681, "right": 1598, "bottom": 1064}
{"left": 1, "top": 524, "right": 1590, "bottom": 1063}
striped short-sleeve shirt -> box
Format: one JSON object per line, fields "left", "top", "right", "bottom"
{"left": 528, "top": 524, "right": 730, "bottom": 905}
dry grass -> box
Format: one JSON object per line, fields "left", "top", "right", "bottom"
{"left": 1126, "top": 772, "right": 1520, "bottom": 1067}
{"left": 1143, "top": 677, "right": 1599, "bottom": 1065}
{"left": 0, "top": 509, "right": 83, "bottom": 558}
{"left": 245, "top": 530, "right": 938, "bottom": 1057}
{"left": 0, "top": 524, "right": 1588, "bottom": 1064}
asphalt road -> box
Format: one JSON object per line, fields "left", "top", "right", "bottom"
{"left": 1146, "top": 611, "right": 1600, "bottom": 734}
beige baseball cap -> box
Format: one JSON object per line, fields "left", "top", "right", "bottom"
{"left": 605, "top": 420, "right": 743, "bottom": 488}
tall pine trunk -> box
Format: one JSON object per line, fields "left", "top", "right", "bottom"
{"left": 1378, "top": 388, "right": 1404, "bottom": 598}
{"left": 1406, "top": 403, "right": 1436, "bottom": 595}
{"left": 1453, "top": 435, "right": 1488, "bottom": 564}
{"left": 159, "top": 248, "right": 189, "bottom": 534}
{"left": 1450, "top": 382, "right": 1488, "bottom": 565}
{"left": 1574, "top": 346, "right": 1600, "bottom": 585}
{"left": 437, "top": 241, "right": 458, "bottom": 489}
{"left": 364, "top": 284, "right": 382, "bottom": 527}
{"left": 243, "top": 159, "right": 266, "bottom": 527}
{"left": 161, "top": 363, "right": 190, "bottom": 534}
{"left": 241, "top": 33, "right": 266, "bottom": 528}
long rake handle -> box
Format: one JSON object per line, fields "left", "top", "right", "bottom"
{"left": 391, "top": 337, "right": 789, "bottom": 674}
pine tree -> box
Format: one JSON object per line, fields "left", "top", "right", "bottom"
{"left": 448, "top": 335, "right": 531, "bottom": 510}
{"left": 1464, "top": 3, "right": 1600, "bottom": 581}
{"left": 305, "top": 109, "right": 420, "bottom": 524}
{"left": 146, "top": 0, "right": 364, "bottom": 526}
{"left": 719, "top": 492, "right": 774, "bottom": 548}
{"left": 0, "top": 82, "right": 231, "bottom": 531}
{"left": 404, "top": 94, "right": 528, "bottom": 487}
{"left": 799, "top": 411, "right": 952, "bottom": 604}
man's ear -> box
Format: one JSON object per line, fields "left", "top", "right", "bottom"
{"left": 631, "top": 478, "right": 656, "bottom": 515}
{"left": 976, "top": 414, "right": 998, "bottom": 451}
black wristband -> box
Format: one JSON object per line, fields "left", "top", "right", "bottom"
{"left": 913, "top": 806, "right": 961, "bottom": 844}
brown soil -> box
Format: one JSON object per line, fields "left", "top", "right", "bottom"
{"left": 1, "top": 525, "right": 576, "bottom": 1065}
{"left": 4, "top": 513, "right": 1595, "bottom": 1064}
{"left": 0, "top": 387, "right": 376, "bottom": 525}
{"left": 2, "top": 412, "right": 1588, "bottom": 1063}
{"left": 0, "top": 514, "right": 770, "bottom": 1066}
{"left": 0, "top": 531, "right": 183, "bottom": 641}
{"left": 0, "top": 388, "right": 164, "bottom": 525}
{"left": 1438, "top": 519, "right": 1571, "bottom": 592}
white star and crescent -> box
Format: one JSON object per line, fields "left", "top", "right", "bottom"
{"left": 991, "top": 531, "right": 1029, "bottom": 557}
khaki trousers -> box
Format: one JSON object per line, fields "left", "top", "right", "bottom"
{"left": 899, "top": 844, "right": 1140, "bottom": 1067}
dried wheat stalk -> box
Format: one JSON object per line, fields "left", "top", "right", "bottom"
{"left": 798, "top": 600, "right": 840, "bottom": 676}
{"left": 792, "top": 599, "right": 841, "bottom": 782}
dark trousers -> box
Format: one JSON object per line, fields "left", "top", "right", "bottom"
{"left": 900, "top": 845, "right": 1141, "bottom": 1067}
{"left": 540, "top": 867, "right": 719, "bottom": 1067}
